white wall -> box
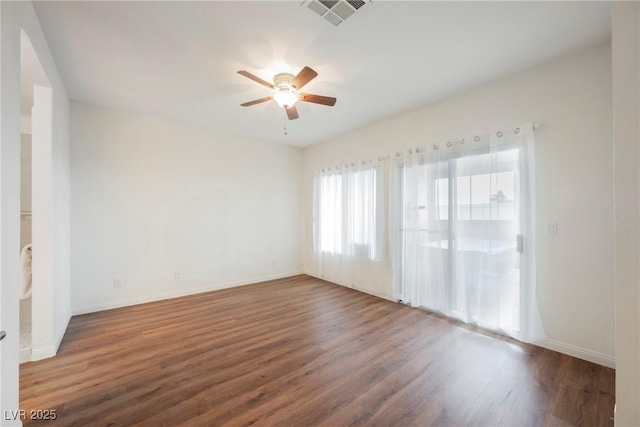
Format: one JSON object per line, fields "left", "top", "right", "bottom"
{"left": 304, "top": 44, "right": 614, "bottom": 367}
{"left": 20, "top": 133, "right": 31, "bottom": 249}
{"left": 612, "top": 2, "right": 640, "bottom": 425}
{"left": 70, "top": 103, "right": 304, "bottom": 314}
{"left": 1, "top": 1, "right": 71, "bottom": 423}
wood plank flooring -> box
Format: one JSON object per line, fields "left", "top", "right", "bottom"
{"left": 20, "top": 275, "right": 615, "bottom": 426}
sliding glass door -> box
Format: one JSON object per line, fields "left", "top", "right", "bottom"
{"left": 449, "top": 148, "right": 522, "bottom": 332}
{"left": 392, "top": 129, "right": 535, "bottom": 341}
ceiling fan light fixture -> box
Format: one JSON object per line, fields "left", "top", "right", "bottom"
{"left": 272, "top": 73, "right": 299, "bottom": 108}
{"left": 238, "top": 66, "right": 335, "bottom": 120}
{"left": 273, "top": 87, "right": 299, "bottom": 109}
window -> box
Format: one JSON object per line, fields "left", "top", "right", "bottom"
{"left": 318, "top": 173, "right": 343, "bottom": 254}
{"left": 435, "top": 151, "right": 517, "bottom": 222}
{"left": 316, "top": 166, "right": 380, "bottom": 260}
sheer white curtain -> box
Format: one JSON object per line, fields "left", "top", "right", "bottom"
{"left": 390, "top": 125, "right": 543, "bottom": 342}
{"left": 313, "top": 160, "right": 388, "bottom": 294}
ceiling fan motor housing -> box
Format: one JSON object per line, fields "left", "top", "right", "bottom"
{"left": 274, "top": 73, "right": 295, "bottom": 89}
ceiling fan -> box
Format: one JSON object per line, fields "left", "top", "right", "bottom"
{"left": 237, "top": 66, "right": 336, "bottom": 120}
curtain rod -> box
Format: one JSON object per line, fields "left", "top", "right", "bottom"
{"left": 319, "top": 123, "right": 540, "bottom": 172}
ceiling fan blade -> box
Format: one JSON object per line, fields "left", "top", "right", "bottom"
{"left": 241, "top": 96, "right": 273, "bottom": 107}
{"left": 285, "top": 105, "right": 299, "bottom": 120}
{"left": 237, "top": 70, "right": 274, "bottom": 89}
{"left": 292, "top": 66, "right": 318, "bottom": 90}
{"left": 299, "top": 93, "right": 337, "bottom": 106}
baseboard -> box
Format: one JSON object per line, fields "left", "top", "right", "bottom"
{"left": 72, "top": 270, "right": 305, "bottom": 315}
{"left": 354, "top": 286, "right": 395, "bottom": 302}
{"left": 26, "top": 310, "right": 71, "bottom": 362}
{"left": 539, "top": 338, "right": 615, "bottom": 368}
{"left": 54, "top": 312, "right": 71, "bottom": 352}
{"left": 30, "top": 345, "right": 57, "bottom": 361}
{"left": 19, "top": 347, "right": 31, "bottom": 363}
{"left": 303, "top": 271, "right": 396, "bottom": 303}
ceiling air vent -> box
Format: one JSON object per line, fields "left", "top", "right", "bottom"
{"left": 347, "top": 1, "right": 365, "bottom": 10}
{"left": 319, "top": 0, "right": 339, "bottom": 8}
{"left": 305, "top": 0, "right": 369, "bottom": 27}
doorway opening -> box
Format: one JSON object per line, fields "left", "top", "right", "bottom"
{"left": 19, "top": 28, "right": 53, "bottom": 363}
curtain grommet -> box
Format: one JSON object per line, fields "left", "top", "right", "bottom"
{"left": 433, "top": 144, "right": 439, "bottom": 150}
{"left": 474, "top": 136, "right": 480, "bottom": 142}
{"left": 497, "top": 131, "right": 503, "bottom": 138}
{"left": 396, "top": 152, "right": 401, "bottom": 157}
{"left": 447, "top": 141, "right": 453, "bottom": 148}
{"left": 514, "top": 127, "right": 520, "bottom": 134}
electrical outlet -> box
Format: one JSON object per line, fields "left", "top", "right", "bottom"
{"left": 547, "top": 222, "right": 558, "bottom": 235}
{"left": 174, "top": 271, "right": 181, "bottom": 279}
{"left": 113, "top": 278, "right": 122, "bottom": 287}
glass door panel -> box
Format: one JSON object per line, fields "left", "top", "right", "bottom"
{"left": 399, "top": 148, "right": 523, "bottom": 334}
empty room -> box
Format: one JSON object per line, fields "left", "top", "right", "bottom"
{"left": 0, "top": 1, "right": 639, "bottom": 426}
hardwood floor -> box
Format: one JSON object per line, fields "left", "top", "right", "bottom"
{"left": 20, "top": 275, "right": 615, "bottom": 426}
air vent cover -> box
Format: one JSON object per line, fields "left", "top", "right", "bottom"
{"left": 347, "top": 0, "right": 365, "bottom": 10}
{"left": 333, "top": 2, "right": 355, "bottom": 20}
{"left": 319, "top": 0, "right": 339, "bottom": 9}
{"left": 306, "top": 0, "right": 369, "bottom": 26}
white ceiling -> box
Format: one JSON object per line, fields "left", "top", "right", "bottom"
{"left": 33, "top": 1, "right": 611, "bottom": 147}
